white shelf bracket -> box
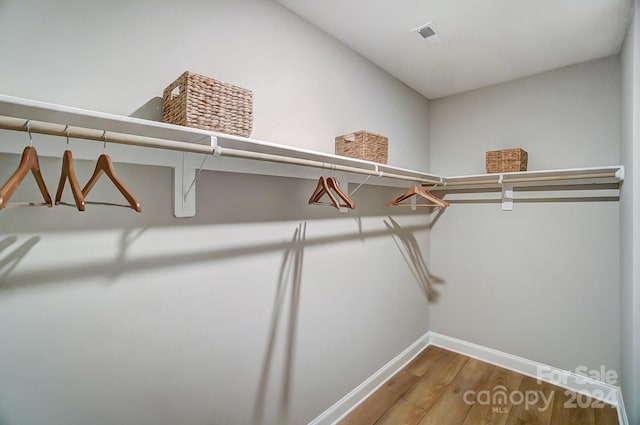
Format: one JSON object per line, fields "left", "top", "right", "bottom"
{"left": 174, "top": 153, "right": 196, "bottom": 218}
{"left": 502, "top": 183, "right": 514, "bottom": 211}
{"left": 173, "top": 135, "right": 216, "bottom": 218}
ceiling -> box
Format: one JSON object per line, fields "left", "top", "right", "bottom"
{"left": 275, "top": 0, "right": 634, "bottom": 99}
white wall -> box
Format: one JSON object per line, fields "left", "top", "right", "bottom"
{"left": 0, "top": 1, "right": 432, "bottom": 425}
{"left": 428, "top": 57, "right": 622, "bottom": 378}
{"left": 0, "top": 0, "right": 429, "bottom": 167}
{"left": 621, "top": 1, "right": 640, "bottom": 422}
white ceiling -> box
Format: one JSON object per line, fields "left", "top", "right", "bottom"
{"left": 275, "top": 0, "right": 634, "bottom": 99}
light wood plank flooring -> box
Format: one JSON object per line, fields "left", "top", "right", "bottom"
{"left": 338, "top": 346, "right": 619, "bottom": 425}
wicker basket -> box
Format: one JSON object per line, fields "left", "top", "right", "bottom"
{"left": 486, "top": 148, "right": 528, "bottom": 173}
{"left": 162, "top": 71, "right": 253, "bottom": 137}
{"left": 335, "top": 131, "right": 388, "bottom": 164}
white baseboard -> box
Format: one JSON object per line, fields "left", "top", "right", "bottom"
{"left": 427, "top": 332, "right": 629, "bottom": 425}
{"left": 307, "top": 332, "right": 430, "bottom": 425}
{"left": 307, "top": 331, "right": 629, "bottom": 425}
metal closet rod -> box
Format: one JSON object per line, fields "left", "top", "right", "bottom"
{"left": 0, "top": 116, "right": 213, "bottom": 154}
{"left": 443, "top": 172, "right": 619, "bottom": 187}
{"left": 0, "top": 116, "right": 442, "bottom": 185}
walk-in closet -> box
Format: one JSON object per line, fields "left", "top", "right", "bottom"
{"left": 0, "top": 1, "right": 638, "bottom": 425}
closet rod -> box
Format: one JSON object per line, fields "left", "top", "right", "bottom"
{"left": 216, "top": 147, "right": 442, "bottom": 184}
{"left": 0, "top": 116, "right": 214, "bottom": 155}
{"left": 443, "top": 172, "right": 619, "bottom": 187}
{"left": 0, "top": 116, "right": 442, "bottom": 185}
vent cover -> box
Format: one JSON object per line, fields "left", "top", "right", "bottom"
{"left": 417, "top": 26, "right": 436, "bottom": 39}
{"left": 412, "top": 22, "right": 442, "bottom": 44}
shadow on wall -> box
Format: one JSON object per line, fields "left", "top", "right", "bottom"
{"left": 107, "top": 227, "right": 148, "bottom": 282}
{"left": 384, "top": 212, "right": 445, "bottom": 302}
{"left": 0, "top": 218, "right": 429, "bottom": 290}
{"left": 129, "top": 97, "right": 163, "bottom": 121}
{"left": 0, "top": 236, "right": 40, "bottom": 282}
{"left": 247, "top": 219, "right": 436, "bottom": 424}
{"left": 253, "top": 223, "right": 306, "bottom": 425}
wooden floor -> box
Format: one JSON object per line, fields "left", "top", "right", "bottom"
{"left": 338, "top": 346, "right": 619, "bottom": 425}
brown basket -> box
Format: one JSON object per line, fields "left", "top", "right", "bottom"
{"left": 486, "top": 148, "right": 528, "bottom": 173}
{"left": 162, "top": 71, "right": 253, "bottom": 137}
{"left": 335, "top": 131, "right": 388, "bottom": 164}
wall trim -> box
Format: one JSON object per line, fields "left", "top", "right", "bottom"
{"left": 307, "top": 332, "right": 430, "bottom": 425}
{"left": 428, "top": 332, "right": 629, "bottom": 425}
{"left": 308, "top": 331, "right": 629, "bottom": 425}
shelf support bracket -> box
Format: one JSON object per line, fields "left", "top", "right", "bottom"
{"left": 173, "top": 135, "right": 216, "bottom": 217}
{"left": 502, "top": 183, "right": 514, "bottom": 211}
{"left": 174, "top": 153, "right": 197, "bottom": 218}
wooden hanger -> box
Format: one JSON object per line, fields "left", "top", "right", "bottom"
{"left": 82, "top": 153, "right": 141, "bottom": 212}
{"left": 308, "top": 176, "right": 340, "bottom": 209}
{"left": 387, "top": 186, "right": 449, "bottom": 208}
{"left": 0, "top": 146, "right": 53, "bottom": 209}
{"left": 326, "top": 177, "right": 355, "bottom": 209}
{"left": 55, "top": 150, "right": 85, "bottom": 211}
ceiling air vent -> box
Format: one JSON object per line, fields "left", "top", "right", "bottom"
{"left": 412, "top": 22, "right": 442, "bottom": 45}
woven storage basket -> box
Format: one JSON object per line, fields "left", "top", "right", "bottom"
{"left": 335, "top": 131, "right": 388, "bottom": 164}
{"left": 486, "top": 148, "right": 528, "bottom": 173}
{"left": 162, "top": 71, "right": 253, "bottom": 137}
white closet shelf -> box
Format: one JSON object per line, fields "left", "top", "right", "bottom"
{"left": 441, "top": 166, "right": 623, "bottom": 189}
{"left": 0, "top": 94, "right": 442, "bottom": 182}
{"left": 0, "top": 94, "right": 625, "bottom": 215}
{"left": 434, "top": 167, "right": 623, "bottom": 211}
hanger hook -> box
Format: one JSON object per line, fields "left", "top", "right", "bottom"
{"left": 317, "top": 165, "right": 326, "bottom": 180}
{"left": 64, "top": 125, "right": 70, "bottom": 148}
{"left": 102, "top": 130, "right": 107, "bottom": 151}
{"left": 25, "top": 120, "right": 33, "bottom": 146}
